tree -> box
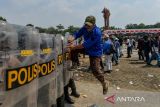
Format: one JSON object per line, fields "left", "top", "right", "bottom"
{"left": 56, "top": 24, "right": 64, "bottom": 33}
{"left": 67, "top": 25, "right": 80, "bottom": 34}
{"left": 26, "top": 24, "right": 34, "bottom": 27}
{"left": 62, "top": 25, "right": 80, "bottom": 35}
{"left": 0, "top": 16, "right": 7, "bottom": 22}
{"left": 125, "top": 22, "right": 160, "bottom": 29}
{"left": 35, "top": 27, "right": 46, "bottom": 33}
{"left": 132, "top": 24, "right": 138, "bottom": 28}
{"left": 154, "top": 22, "right": 160, "bottom": 28}
{"left": 109, "top": 26, "right": 122, "bottom": 30}
{"left": 125, "top": 24, "right": 134, "bottom": 29}
{"left": 138, "top": 23, "right": 145, "bottom": 29}
{"left": 46, "top": 27, "right": 58, "bottom": 34}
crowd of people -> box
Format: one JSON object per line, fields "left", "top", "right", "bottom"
{"left": 65, "top": 15, "right": 160, "bottom": 104}
{"left": 137, "top": 34, "right": 160, "bottom": 66}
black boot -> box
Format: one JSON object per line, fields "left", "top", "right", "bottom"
{"left": 69, "top": 79, "right": 80, "bottom": 98}
{"left": 102, "top": 82, "right": 108, "bottom": 95}
{"left": 70, "top": 62, "right": 77, "bottom": 70}
{"left": 64, "top": 85, "right": 74, "bottom": 104}
{"left": 56, "top": 94, "right": 65, "bottom": 107}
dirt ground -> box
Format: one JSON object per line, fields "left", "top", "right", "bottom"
{"left": 74, "top": 49, "right": 160, "bottom": 92}
{"left": 67, "top": 49, "right": 160, "bottom": 107}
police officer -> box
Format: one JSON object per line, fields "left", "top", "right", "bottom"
{"left": 64, "top": 35, "right": 80, "bottom": 104}
{"left": 68, "top": 16, "right": 108, "bottom": 95}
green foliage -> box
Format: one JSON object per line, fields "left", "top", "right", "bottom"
{"left": 56, "top": 24, "right": 64, "bottom": 30}
{"left": 0, "top": 16, "right": 7, "bottom": 22}
{"left": 100, "top": 26, "right": 122, "bottom": 31}
{"left": 26, "top": 24, "right": 34, "bottom": 27}
{"left": 46, "top": 27, "right": 58, "bottom": 34}
{"left": 35, "top": 27, "right": 47, "bottom": 33}
{"left": 125, "top": 22, "right": 160, "bottom": 29}
{"left": 109, "top": 26, "right": 122, "bottom": 30}
{"left": 56, "top": 24, "right": 64, "bottom": 34}
{"left": 35, "top": 25, "right": 80, "bottom": 35}
{"left": 63, "top": 25, "right": 80, "bottom": 35}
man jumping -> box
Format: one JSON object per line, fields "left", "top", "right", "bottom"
{"left": 68, "top": 15, "right": 108, "bottom": 95}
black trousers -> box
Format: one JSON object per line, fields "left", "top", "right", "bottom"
{"left": 138, "top": 50, "right": 144, "bottom": 60}
{"left": 127, "top": 47, "right": 131, "bottom": 57}
{"left": 144, "top": 50, "right": 150, "bottom": 63}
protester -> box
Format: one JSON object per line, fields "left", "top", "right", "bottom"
{"left": 118, "top": 37, "right": 124, "bottom": 57}
{"left": 113, "top": 38, "right": 120, "bottom": 65}
{"left": 147, "top": 36, "right": 160, "bottom": 66}
{"left": 132, "top": 38, "right": 136, "bottom": 49}
{"left": 137, "top": 37, "right": 144, "bottom": 60}
{"left": 126, "top": 38, "right": 132, "bottom": 58}
{"left": 143, "top": 35, "right": 151, "bottom": 63}
{"left": 67, "top": 15, "right": 108, "bottom": 95}
{"left": 103, "top": 34, "right": 115, "bottom": 73}
{"left": 109, "top": 36, "right": 117, "bottom": 64}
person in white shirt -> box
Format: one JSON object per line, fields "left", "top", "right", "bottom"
{"left": 103, "top": 34, "right": 115, "bottom": 73}
{"left": 126, "top": 38, "right": 132, "bottom": 58}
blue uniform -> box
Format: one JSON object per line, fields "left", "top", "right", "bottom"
{"left": 74, "top": 26, "right": 102, "bottom": 57}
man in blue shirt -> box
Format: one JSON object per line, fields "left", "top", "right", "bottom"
{"left": 68, "top": 16, "right": 108, "bottom": 95}
{"left": 148, "top": 36, "right": 160, "bottom": 67}
{"left": 113, "top": 38, "right": 120, "bottom": 65}
{"left": 103, "top": 34, "right": 114, "bottom": 73}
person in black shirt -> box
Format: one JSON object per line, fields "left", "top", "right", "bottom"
{"left": 137, "top": 37, "right": 144, "bottom": 60}
{"left": 143, "top": 36, "right": 151, "bottom": 63}
{"left": 118, "top": 37, "right": 123, "bottom": 57}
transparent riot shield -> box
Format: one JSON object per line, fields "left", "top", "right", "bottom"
{"left": 0, "top": 21, "right": 18, "bottom": 106}
{"left": 37, "top": 34, "right": 57, "bottom": 107}
{"left": 0, "top": 22, "right": 39, "bottom": 107}
{"left": 55, "top": 35, "right": 64, "bottom": 99}
{"left": 63, "top": 33, "right": 72, "bottom": 86}
{"left": 50, "top": 35, "right": 57, "bottom": 107}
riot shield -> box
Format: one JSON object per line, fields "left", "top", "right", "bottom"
{"left": 37, "top": 34, "right": 57, "bottom": 107}
{"left": 55, "top": 35, "right": 64, "bottom": 98}
{"left": 0, "top": 21, "right": 19, "bottom": 106}
{"left": 63, "top": 33, "right": 72, "bottom": 86}
{"left": 0, "top": 22, "right": 39, "bottom": 107}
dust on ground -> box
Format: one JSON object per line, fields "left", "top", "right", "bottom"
{"left": 69, "top": 50, "right": 160, "bottom": 107}
{"left": 73, "top": 50, "right": 160, "bottom": 92}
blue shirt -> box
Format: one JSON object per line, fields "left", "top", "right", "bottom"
{"left": 103, "top": 40, "right": 112, "bottom": 55}
{"left": 74, "top": 25, "right": 102, "bottom": 57}
{"left": 114, "top": 41, "right": 120, "bottom": 49}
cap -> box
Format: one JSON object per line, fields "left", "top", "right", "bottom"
{"left": 103, "top": 33, "right": 109, "bottom": 38}
{"left": 115, "top": 38, "right": 119, "bottom": 41}
{"left": 84, "top": 16, "right": 96, "bottom": 26}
